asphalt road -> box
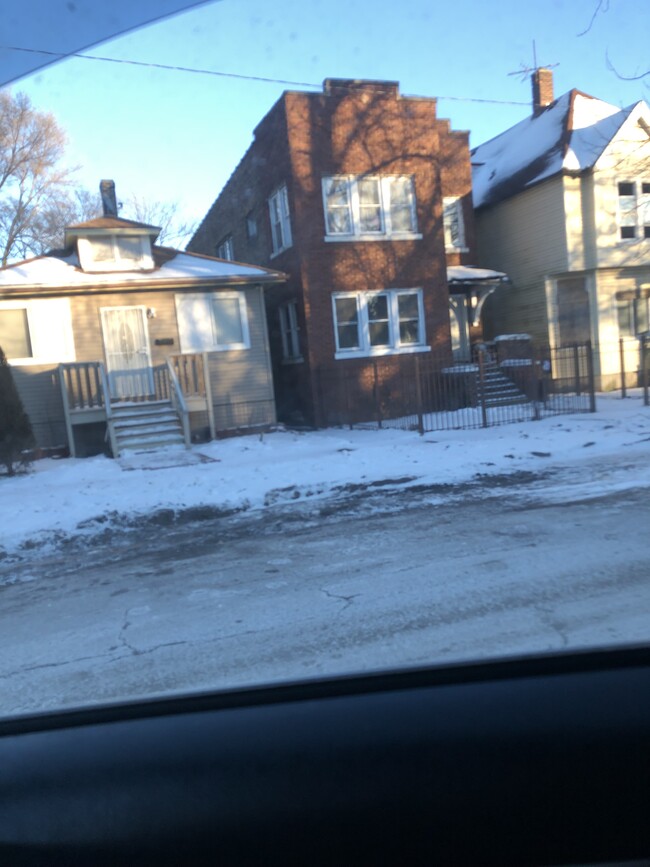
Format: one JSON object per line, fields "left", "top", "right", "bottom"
{"left": 1, "top": 469, "right": 649, "bottom": 717}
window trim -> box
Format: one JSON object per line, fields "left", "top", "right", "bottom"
{"left": 77, "top": 234, "right": 154, "bottom": 272}
{"left": 0, "top": 306, "right": 32, "bottom": 360}
{"left": 0, "top": 299, "right": 75, "bottom": 366}
{"left": 331, "top": 289, "right": 427, "bottom": 359}
{"left": 279, "top": 301, "right": 302, "bottom": 362}
{"left": 216, "top": 236, "right": 235, "bottom": 261}
{"left": 268, "top": 185, "right": 292, "bottom": 256}
{"left": 442, "top": 196, "right": 468, "bottom": 252}
{"left": 322, "top": 175, "right": 421, "bottom": 242}
{"left": 175, "top": 292, "right": 251, "bottom": 353}
{"left": 616, "top": 179, "right": 650, "bottom": 242}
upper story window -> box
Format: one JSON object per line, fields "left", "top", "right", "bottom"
{"left": 322, "top": 175, "right": 418, "bottom": 241}
{"left": 216, "top": 236, "right": 234, "bottom": 260}
{"left": 617, "top": 180, "right": 650, "bottom": 240}
{"left": 279, "top": 301, "right": 301, "bottom": 361}
{"left": 77, "top": 234, "right": 154, "bottom": 272}
{"left": 332, "top": 289, "right": 425, "bottom": 359}
{"left": 268, "top": 185, "right": 292, "bottom": 255}
{"left": 442, "top": 197, "right": 467, "bottom": 251}
{"left": 246, "top": 213, "right": 258, "bottom": 240}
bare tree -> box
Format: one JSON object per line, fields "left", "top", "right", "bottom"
{"left": 0, "top": 91, "right": 78, "bottom": 266}
{"left": 122, "top": 194, "right": 198, "bottom": 247}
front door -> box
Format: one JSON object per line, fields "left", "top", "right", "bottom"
{"left": 100, "top": 306, "right": 154, "bottom": 399}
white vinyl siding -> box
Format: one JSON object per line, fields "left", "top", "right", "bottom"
{"left": 175, "top": 292, "right": 251, "bottom": 352}
{"left": 332, "top": 289, "right": 425, "bottom": 358}
{"left": 322, "top": 175, "right": 418, "bottom": 240}
{"left": 0, "top": 298, "right": 75, "bottom": 365}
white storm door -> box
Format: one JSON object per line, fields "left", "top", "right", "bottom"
{"left": 100, "top": 306, "right": 154, "bottom": 398}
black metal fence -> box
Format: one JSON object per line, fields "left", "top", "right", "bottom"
{"left": 611, "top": 336, "right": 650, "bottom": 405}
{"left": 315, "top": 342, "right": 596, "bottom": 433}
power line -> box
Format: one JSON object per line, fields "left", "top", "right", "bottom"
{"left": 2, "top": 45, "right": 530, "bottom": 106}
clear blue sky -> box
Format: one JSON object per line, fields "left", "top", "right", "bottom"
{"left": 9, "top": 0, "right": 650, "bottom": 237}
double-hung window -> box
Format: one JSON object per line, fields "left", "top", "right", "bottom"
{"left": 279, "top": 302, "right": 301, "bottom": 360}
{"left": 322, "top": 175, "right": 418, "bottom": 239}
{"left": 332, "top": 289, "right": 425, "bottom": 357}
{"left": 268, "top": 185, "right": 292, "bottom": 255}
{"left": 216, "top": 236, "right": 234, "bottom": 260}
{"left": 442, "top": 197, "right": 466, "bottom": 250}
{"left": 617, "top": 181, "right": 650, "bottom": 240}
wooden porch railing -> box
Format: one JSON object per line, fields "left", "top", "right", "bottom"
{"left": 59, "top": 353, "right": 215, "bottom": 454}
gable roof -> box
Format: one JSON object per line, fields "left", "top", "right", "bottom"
{"left": 0, "top": 246, "right": 286, "bottom": 296}
{"left": 471, "top": 89, "right": 637, "bottom": 209}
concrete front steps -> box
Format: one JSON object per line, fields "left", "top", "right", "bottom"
{"left": 478, "top": 365, "right": 531, "bottom": 408}
{"left": 110, "top": 400, "right": 186, "bottom": 455}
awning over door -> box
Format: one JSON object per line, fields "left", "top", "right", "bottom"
{"left": 446, "top": 266, "right": 510, "bottom": 327}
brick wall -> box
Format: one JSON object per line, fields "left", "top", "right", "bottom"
{"left": 189, "top": 79, "right": 479, "bottom": 426}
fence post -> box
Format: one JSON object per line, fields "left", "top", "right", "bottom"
{"left": 586, "top": 340, "right": 596, "bottom": 413}
{"left": 619, "top": 337, "right": 627, "bottom": 398}
{"left": 478, "top": 349, "right": 488, "bottom": 429}
{"left": 643, "top": 336, "right": 650, "bottom": 408}
{"left": 414, "top": 354, "right": 424, "bottom": 435}
{"left": 573, "top": 344, "right": 582, "bottom": 397}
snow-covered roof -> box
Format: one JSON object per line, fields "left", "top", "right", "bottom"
{"left": 0, "top": 247, "right": 285, "bottom": 294}
{"left": 471, "top": 90, "right": 637, "bottom": 209}
{"left": 447, "top": 265, "right": 509, "bottom": 284}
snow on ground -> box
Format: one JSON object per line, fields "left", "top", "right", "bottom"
{"left": 2, "top": 392, "right": 650, "bottom": 557}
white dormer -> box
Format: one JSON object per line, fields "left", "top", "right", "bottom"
{"left": 64, "top": 180, "right": 161, "bottom": 273}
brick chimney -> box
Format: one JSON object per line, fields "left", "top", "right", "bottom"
{"left": 531, "top": 68, "right": 554, "bottom": 115}
{"left": 100, "top": 179, "right": 118, "bottom": 217}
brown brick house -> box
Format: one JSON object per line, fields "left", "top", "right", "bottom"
{"left": 189, "top": 79, "right": 502, "bottom": 426}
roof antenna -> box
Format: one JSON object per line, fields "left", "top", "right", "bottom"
{"left": 507, "top": 40, "right": 559, "bottom": 82}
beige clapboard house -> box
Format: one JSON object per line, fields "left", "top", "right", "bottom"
{"left": 0, "top": 188, "right": 285, "bottom": 457}
{"left": 472, "top": 70, "right": 650, "bottom": 387}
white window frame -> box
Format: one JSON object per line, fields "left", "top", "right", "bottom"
{"left": 279, "top": 301, "right": 301, "bottom": 362}
{"left": 331, "top": 289, "right": 427, "bottom": 359}
{"left": 0, "top": 299, "right": 75, "bottom": 366}
{"left": 268, "top": 185, "right": 292, "bottom": 256}
{"left": 175, "top": 292, "right": 251, "bottom": 353}
{"left": 77, "top": 234, "right": 154, "bottom": 272}
{"left": 442, "top": 197, "right": 467, "bottom": 251}
{"left": 616, "top": 180, "right": 650, "bottom": 241}
{"left": 216, "top": 236, "right": 234, "bottom": 260}
{"left": 322, "top": 175, "right": 420, "bottom": 241}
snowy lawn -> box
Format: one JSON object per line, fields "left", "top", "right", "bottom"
{"left": 2, "top": 392, "right": 650, "bottom": 556}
